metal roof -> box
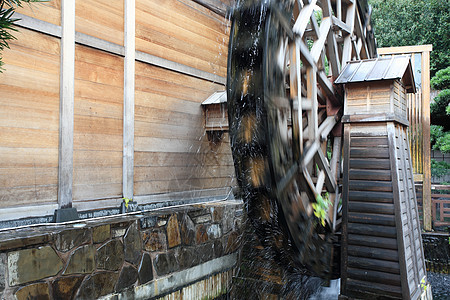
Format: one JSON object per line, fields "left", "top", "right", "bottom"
{"left": 201, "top": 91, "right": 227, "bottom": 105}
{"left": 334, "top": 55, "right": 416, "bottom": 93}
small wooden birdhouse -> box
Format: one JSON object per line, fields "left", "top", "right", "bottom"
{"left": 335, "top": 55, "right": 416, "bottom": 124}
{"left": 202, "top": 90, "right": 228, "bottom": 131}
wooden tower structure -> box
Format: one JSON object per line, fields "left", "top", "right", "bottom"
{"left": 336, "top": 56, "right": 430, "bottom": 299}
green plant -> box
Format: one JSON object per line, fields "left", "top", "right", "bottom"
{"left": 431, "top": 66, "right": 450, "bottom": 90}
{"left": 122, "top": 197, "right": 132, "bottom": 209}
{"left": 312, "top": 192, "right": 331, "bottom": 227}
{"left": 431, "top": 159, "right": 450, "bottom": 178}
{"left": 0, "top": 0, "right": 45, "bottom": 71}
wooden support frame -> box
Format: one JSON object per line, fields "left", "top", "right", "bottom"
{"left": 58, "top": 0, "right": 75, "bottom": 209}
{"left": 123, "top": 0, "right": 135, "bottom": 199}
{"left": 378, "top": 45, "right": 433, "bottom": 231}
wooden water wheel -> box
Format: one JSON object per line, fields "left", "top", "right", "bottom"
{"left": 227, "top": 0, "right": 376, "bottom": 278}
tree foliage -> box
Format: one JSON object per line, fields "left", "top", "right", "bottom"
{"left": 370, "top": 0, "right": 450, "bottom": 76}
{"left": 431, "top": 66, "right": 450, "bottom": 90}
{"left": 0, "top": 0, "right": 44, "bottom": 71}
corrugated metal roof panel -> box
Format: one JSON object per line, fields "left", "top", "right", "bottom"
{"left": 335, "top": 55, "right": 416, "bottom": 93}
{"left": 202, "top": 91, "right": 227, "bottom": 105}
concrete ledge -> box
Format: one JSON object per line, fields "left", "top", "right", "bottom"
{"left": 100, "top": 253, "right": 237, "bottom": 300}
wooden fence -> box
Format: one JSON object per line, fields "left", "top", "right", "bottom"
{"left": 416, "top": 184, "right": 450, "bottom": 229}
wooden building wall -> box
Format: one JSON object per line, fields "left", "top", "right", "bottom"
{"left": 0, "top": 0, "right": 233, "bottom": 221}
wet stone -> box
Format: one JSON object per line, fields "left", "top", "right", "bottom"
{"left": 214, "top": 239, "right": 224, "bottom": 258}
{"left": 15, "top": 282, "right": 50, "bottom": 300}
{"left": 75, "top": 272, "right": 118, "bottom": 300}
{"left": 8, "top": 246, "right": 64, "bottom": 286}
{"left": 143, "top": 229, "right": 166, "bottom": 252}
{"left": 178, "top": 247, "right": 199, "bottom": 270}
{"left": 181, "top": 214, "right": 195, "bottom": 245}
{"left": 0, "top": 253, "right": 5, "bottom": 293}
{"left": 93, "top": 225, "right": 110, "bottom": 244}
{"left": 124, "top": 222, "right": 142, "bottom": 265}
{"left": 52, "top": 275, "right": 84, "bottom": 300}
{"left": 64, "top": 245, "right": 95, "bottom": 275}
{"left": 167, "top": 214, "right": 181, "bottom": 248}
{"left": 140, "top": 216, "right": 157, "bottom": 229}
{"left": 55, "top": 228, "right": 91, "bottom": 252}
{"left": 138, "top": 253, "right": 153, "bottom": 284}
{"left": 154, "top": 252, "right": 178, "bottom": 276}
{"left": 157, "top": 215, "right": 169, "bottom": 227}
{"left": 210, "top": 206, "right": 224, "bottom": 222}
{"left": 97, "top": 239, "right": 124, "bottom": 271}
{"left": 196, "top": 224, "right": 208, "bottom": 244}
{"left": 225, "top": 231, "right": 241, "bottom": 254}
{"left": 222, "top": 208, "right": 235, "bottom": 234}
{"left": 207, "top": 224, "right": 222, "bottom": 240}
{"left": 198, "top": 243, "right": 215, "bottom": 263}
{"left": 116, "top": 265, "right": 138, "bottom": 292}
{"left": 193, "top": 214, "right": 212, "bottom": 224}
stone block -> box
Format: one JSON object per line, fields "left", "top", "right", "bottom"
{"left": 8, "top": 246, "right": 64, "bottom": 286}
{"left": 138, "top": 253, "right": 153, "bottom": 284}
{"left": 177, "top": 247, "right": 199, "bottom": 270}
{"left": 207, "top": 224, "right": 222, "bottom": 240}
{"left": 193, "top": 214, "right": 212, "bottom": 224}
{"left": 52, "top": 275, "right": 84, "bottom": 300}
{"left": 140, "top": 216, "right": 157, "bottom": 229}
{"left": 167, "top": 214, "right": 181, "bottom": 248}
{"left": 154, "top": 252, "right": 179, "bottom": 276}
{"left": 214, "top": 239, "right": 224, "bottom": 258}
{"left": 196, "top": 225, "right": 208, "bottom": 244}
{"left": 64, "top": 245, "right": 95, "bottom": 275}
{"left": 116, "top": 265, "right": 138, "bottom": 292}
{"left": 181, "top": 214, "right": 195, "bottom": 245}
{"left": 198, "top": 243, "right": 215, "bottom": 263}
{"left": 75, "top": 272, "right": 118, "bottom": 299}
{"left": 210, "top": 206, "right": 224, "bottom": 222}
{"left": 55, "top": 228, "right": 91, "bottom": 252}
{"left": 157, "top": 215, "right": 169, "bottom": 227}
{"left": 143, "top": 229, "right": 167, "bottom": 252}
{"left": 124, "top": 222, "right": 142, "bottom": 265}
{"left": 93, "top": 225, "right": 110, "bottom": 244}
{"left": 0, "top": 253, "right": 5, "bottom": 293}
{"left": 15, "top": 282, "right": 50, "bottom": 300}
{"left": 97, "top": 239, "right": 124, "bottom": 271}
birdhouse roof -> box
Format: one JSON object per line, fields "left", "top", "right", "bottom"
{"left": 335, "top": 55, "right": 416, "bottom": 93}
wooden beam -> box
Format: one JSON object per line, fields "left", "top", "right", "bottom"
{"left": 58, "top": 0, "right": 75, "bottom": 209}
{"left": 422, "top": 50, "right": 432, "bottom": 231}
{"left": 191, "top": 0, "right": 228, "bottom": 17}
{"left": 123, "top": 0, "right": 135, "bottom": 199}
{"left": 341, "top": 3, "right": 355, "bottom": 67}
{"left": 311, "top": 17, "right": 331, "bottom": 63}
{"left": 377, "top": 45, "right": 433, "bottom": 55}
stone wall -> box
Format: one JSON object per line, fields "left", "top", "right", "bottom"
{"left": 0, "top": 200, "right": 243, "bottom": 299}
{"left": 422, "top": 232, "right": 450, "bottom": 274}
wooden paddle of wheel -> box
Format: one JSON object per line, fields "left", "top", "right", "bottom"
{"left": 227, "top": 0, "right": 376, "bottom": 278}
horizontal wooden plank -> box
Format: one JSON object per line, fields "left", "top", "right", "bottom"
{"left": 349, "top": 190, "right": 393, "bottom": 203}
{"left": 348, "top": 245, "right": 399, "bottom": 262}
{"left": 75, "top": 98, "right": 123, "bottom": 119}
{"left": 74, "top": 150, "right": 122, "bottom": 168}
{"left": 348, "top": 223, "right": 397, "bottom": 238}
{"left": 349, "top": 158, "right": 390, "bottom": 170}
{"left": 346, "top": 278, "right": 402, "bottom": 299}
{"left": 73, "top": 183, "right": 122, "bottom": 201}
{"left": 347, "top": 267, "right": 401, "bottom": 287}
{"left": 15, "top": 0, "right": 61, "bottom": 26}
{"left": 134, "top": 106, "right": 203, "bottom": 129}
{"left": 349, "top": 202, "right": 395, "bottom": 215}
{"left": 75, "top": 80, "right": 123, "bottom": 104}
{"left": 134, "top": 91, "right": 202, "bottom": 115}
{"left": 349, "top": 169, "right": 391, "bottom": 181}
{"left": 350, "top": 137, "right": 388, "bottom": 147}
{"left": 348, "top": 256, "right": 400, "bottom": 274}
{"left": 135, "top": 165, "right": 234, "bottom": 182}
{"left": 0, "top": 168, "right": 58, "bottom": 188}
{"left": 76, "top": 0, "right": 124, "bottom": 46}
{"left": 134, "top": 177, "right": 234, "bottom": 195}
{"left": 0, "top": 147, "right": 58, "bottom": 168}
{"left": 349, "top": 180, "right": 393, "bottom": 192}
{"left": 134, "top": 151, "right": 233, "bottom": 168}
{"left": 350, "top": 148, "right": 389, "bottom": 159}
{"left": 348, "top": 212, "right": 395, "bottom": 226}
{"left": 0, "top": 185, "right": 57, "bottom": 207}
{"left": 0, "top": 127, "right": 58, "bottom": 149}
{"left": 74, "top": 133, "right": 122, "bottom": 151}
{"left": 74, "top": 115, "right": 123, "bottom": 136}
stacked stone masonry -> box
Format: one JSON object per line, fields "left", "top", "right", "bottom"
{"left": 0, "top": 200, "right": 243, "bottom": 299}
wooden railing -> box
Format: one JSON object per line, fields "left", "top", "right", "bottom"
{"left": 416, "top": 184, "right": 450, "bottom": 228}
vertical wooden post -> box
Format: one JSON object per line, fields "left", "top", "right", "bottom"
{"left": 58, "top": 0, "right": 75, "bottom": 209}
{"left": 123, "top": 0, "right": 135, "bottom": 199}
{"left": 422, "top": 49, "right": 432, "bottom": 231}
